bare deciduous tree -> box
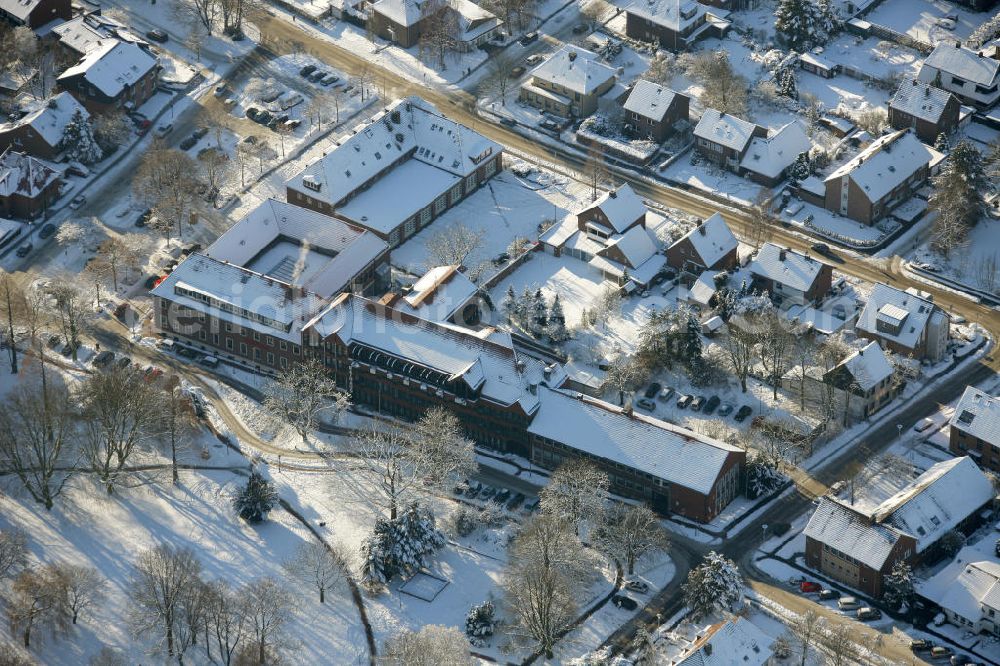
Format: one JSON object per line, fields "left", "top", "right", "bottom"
{"left": 129, "top": 545, "right": 203, "bottom": 659}
{"left": 790, "top": 609, "right": 823, "bottom": 666}
{"left": 424, "top": 222, "right": 485, "bottom": 268}
{"left": 592, "top": 503, "right": 670, "bottom": 576}
{"left": 283, "top": 541, "right": 347, "bottom": 604}
{"left": 382, "top": 624, "right": 471, "bottom": 665}
{"left": 539, "top": 459, "right": 609, "bottom": 537}
{"left": 202, "top": 580, "right": 247, "bottom": 666}
{"left": 0, "top": 529, "right": 27, "bottom": 580}
{"left": 263, "top": 357, "right": 350, "bottom": 443}
{"left": 353, "top": 426, "right": 420, "bottom": 520}
{"left": 409, "top": 407, "right": 477, "bottom": 491}
{"left": 724, "top": 316, "right": 760, "bottom": 393}
{"left": 688, "top": 50, "right": 748, "bottom": 117}
{"left": 133, "top": 148, "right": 202, "bottom": 244}
{"left": 158, "top": 379, "right": 199, "bottom": 485}
{"left": 56, "top": 564, "right": 104, "bottom": 625}
{"left": 46, "top": 275, "right": 91, "bottom": 362}
{"left": 6, "top": 566, "right": 68, "bottom": 648}
{"left": 602, "top": 356, "right": 644, "bottom": 406}
{"left": 757, "top": 308, "right": 796, "bottom": 400}
{"left": 239, "top": 577, "right": 291, "bottom": 665}
{"left": 745, "top": 188, "right": 774, "bottom": 251}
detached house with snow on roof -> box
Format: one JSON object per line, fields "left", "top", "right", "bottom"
{"left": 823, "top": 129, "right": 940, "bottom": 225}
{"left": 0, "top": 92, "right": 89, "bottom": 161}
{"left": 56, "top": 38, "right": 160, "bottom": 114}
{"left": 949, "top": 387, "right": 1000, "bottom": 473}
{"left": 368, "top": 0, "right": 501, "bottom": 50}
{"left": 888, "top": 79, "right": 961, "bottom": 145}
{"left": 749, "top": 243, "right": 832, "bottom": 308}
{"left": 624, "top": 0, "right": 726, "bottom": 52}
{"left": 0, "top": 0, "right": 69, "bottom": 29}
{"left": 855, "top": 284, "right": 949, "bottom": 362}
{"left": 0, "top": 148, "right": 62, "bottom": 219}
{"left": 286, "top": 97, "right": 501, "bottom": 249}
{"left": 918, "top": 42, "right": 1000, "bottom": 110}
{"left": 665, "top": 212, "right": 737, "bottom": 274}
{"left": 694, "top": 110, "right": 810, "bottom": 187}
{"left": 919, "top": 560, "right": 1000, "bottom": 637}
{"left": 805, "top": 456, "right": 995, "bottom": 598}
{"left": 623, "top": 80, "right": 690, "bottom": 142}
{"left": 519, "top": 45, "right": 616, "bottom": 118}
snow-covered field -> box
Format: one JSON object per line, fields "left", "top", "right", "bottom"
{"left": 866, "top": 0, "right": 986, "bottom": 45}
{"left": 909, "top": 217, "right": 1000, "bottom": 298}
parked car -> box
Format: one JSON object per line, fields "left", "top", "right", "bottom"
{"left": 914, "top": 417, "right": 935, "bottom": 432}
{"left": 525, "top": 54, "right": 543, "bottom": 65}
{"left": 193, "top": 127, "right": 209, "bottom": 140}
{"left": 951, "top": 654, "right": 971, "bottom": 665}
{"left": 636, "top": 397, "right": 656, "bottom": 411}
{"left": 453, "top": 482, "right": 468, "bottom": 495}
{"left": 200, "top": 355, "right": 219, "bottom": 368}
{"left": 856, "top": 607, "right": 882, "bottom": 621}
{"left": 464, "top": 482, "right": 482, "bottom": 499}
{"left": 909, "top": 639, "right": 933, "bottom": 652}
{"left": 703, "top": 395, "right": 721, "bottom": 414}
{"left": 495, "top": 488, "right": 512, "bottom": 504}
{"left": 519, "top": 31, "right": 538, "bottom": 45}
{"left": 135, "top": 208, "right": 153, "bottom": 227}
{"left": 499, "top": 117, "right": 517, "bottom": 127}
{"left": 15, "top": 243, "right": 32, "bottom": 258}
{"left": 69, "top": 194, "right": 86, "bottom": 210}
{"left": 818, "top": 588, "right": 841, "bottom": 600}
{"left": 624, "top": 580, "right": 649, "bottom": 594}
{"left": 47, "top": 334, "right": 61, "bottom": 349}
{"left": 799, "top": 581, "right": 821, "bottom": 594}
{"left": 299, "top": 64, "right": 317, "bottom": 77}
{"left": 718, "top": 403, "right": 734, "bottom": 417}
{"left": 643, "top": 382, "right": 662, "bottom": 399}
{"left": 155, "top": 123, "right": 173, "bottom": 138}
{"left": 930, "top": 646, "right": 954, "bottom": 659}
{"left": 995, "top": 538, "right": 1000, "bottom": 557}
{"left": 309, "top": 69, "right": 326, "bottom": 82}
{"left": 837, "top": 596, "right": 860, "bottom": 610}
{"left": 38, "top": 223, "right": 56, "bottom": 239}
{"left": 179, "top": 136, "right": 197, "bottom": 150}
{"left": 676, "top": 394, "right": 692, "bottom": 409}
{"left": 246, "top": 107, "right": 260, "bottom": 121}
{"left": 690, "top": 395, "right": 706, "bottom": 411}
{"left": 146, "top": 29, "right": 168, "bottom": 43}
{"left": 611, "top": 594, "right": 637, "bottom": 611}
{"left": 115, "top": 356, "right": 132, "bottom": 370}
{"left": 572, "top": 22, "right": 589, "bottom": 34}
{"left": 539, "top": 119, "right": 560, "bottom": 132}
{"left": 810, "top": 242, "right": 830, "bottom": 255}
{"left": 734, "top": 405, "right": 753, "bottom": 422}
{"left": 282, "top": 118, "right": 302, "bottom": 131}
{"left": 506, "top": 492, "right": 525, "bottom": 511}
{"left": 92, "top": 350, "right": 115, "bottom": 367}
{"left": 320, "top": 73, "right": 339, "bottom": 86}
{"left": 509, "top": 65, "right": 526, "bottom": 77}
{"left": 658, "top": 387, "right": 675, "bottom": 401}
{"left": 479, "top": 486, "right": 496, "bottom": 501}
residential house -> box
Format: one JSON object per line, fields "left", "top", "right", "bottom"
{"left": 949, "top": 386, "right": 1000, "bottom": 473}
{"left": 528, "top": 386, "right": 744, "bottom": 522}
{"left": 670, "top": 617, "right": 773, "bottom": 666}
{"left": 665, "top": 212, "right": 738, "bottom": 274}
{"left": 918, "top": 42, "right": 1000, "bottom": 109}
{"left": 56, "top": 38, "right": 160, "bottom": 114}
{"left": 50, "top": 12, "right": 151, "bottom": 58}
{"left": 919, "top": 560, "right": 1000, "bottom": 636}
{"left": 855, "top": 284, "right": 949, "bottom": 362}
{"left": 804, "top": 456, "right": 995, "bottom": 597}
{"left": 518, "top": 45, "right": 616, "bottom": 118}
{"left": 783, "top": 341, "right": 898, "bottom": 424}
{"left": 576, "top": 183, "right": 646, "bottom": 237}
{"left": 390, "top": 264, "right": 482, "bottom": 325}
{"left": 368, "top": 0, "right": 501, "bottom": 50}
{"left": 285, "top": 97, "right": 502, "bottom": 249}
{"left": 693, "top": 109, "right": 766, "bottom": 170}
{"left": 0, "top": 148, "right": 61, "bottom": 219}
{"left": 738, "top": 121, "right": 811, "bottom": 186}
{"left": 0, "top": 92, "right": 89, "bottom": 160}
{"left": 822, "top": 129, "right": 939, "bottom": 224}
{"left": 625, "top": 0, "right": 721, "bottom": 52}
{"left": 623, "top": 80, "right": 689, "bottom": 142}
{"left": 888, "top": 79, "right": 961, "bottom": 144}
{"left": 749, "top": 243, "right": 832, "bottom": 307}
{"left": 0, "top": 0, "right": 69, "bottom": 29}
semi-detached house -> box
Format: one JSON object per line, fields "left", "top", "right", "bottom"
{"left": 918, "top": 42, "right": 1000, "bottom": 110}
{"left": 694, "top": 110, "right": 810, "bottom": 186}
{"left": 624, "top": 0, "right": 726, "bottom": 52}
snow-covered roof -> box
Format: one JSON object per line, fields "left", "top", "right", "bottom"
{"left": 0, "top": 0, "right": 45, "bottom": 22}
{"left": 203, "top": 199, "right": 387, "bottom": 300}
{"left": 585, "top": 183, "right": 647, "bottom": 233}
{"left": 890, "top": 79, "right": 955, "bottom": 124}
{"left": 693, "top": 109, "right": 758, "bottom": 153}
{"left": 286, "top": 97, "right": 501, "bottom": 208}
{"left": 921, "top": 42, "right": 1000, "bottom": 87}
{"left": 370, "top": 0, "right": 424, "bottom": 25}
{"left": 448, "top": 0, "right": 500, "bottom": 42}
{"left": 673, "top": 618, "right": 772, "bottom": 666}
{"left": 804, "top": 497, "right": 902, "bottom": 570}
{"left": 51, "top": 13, "right": 148, "bottom": 55}
{"left": 739, "top": 121, "right": 810, "bottom": 180}
{"left": 602, "top": 224, "right": 658, "bottom": 268}
{"left": 856, "top": 283, "right": 937, "bottom": 350}
{"left": 371, "top": 0, "right": 498, "bottom": 36}
{"left": 750, "top": 243, "right": 825, "bottom": 293}
{"left": 670, "top": 212, "right": 737, "bottom": 268}
{"left": 150, "top": 254, "right": 329, "bottom": 343}
{"left": 528, "top": 45, "right": 616, "bottom": 96}
{"left": 397, "top": 265, "right": 478, "bottom": 322}
{"left": 338, "top": 159, "right": 459, "bottom": 234}
{"left": 950, "top": 387, "right": 1000, "bottom": 448}
{"left": 528, "top": 387, "right": 741, "bottom": 495}
{"left": 836, "top": 341, "right": 893, "bottom": 392}
{"left": 926, "top": 561, "right": 1000, "bottom": 623}
{"left": 306, "top": 295, "right": 564, "bottom": 414}
{"left": 626, "top": 0, "right": 706, "bottom": 32}
{"left": 623, "top": 80, "right": 682, "bottom": 121}
{"left": 0, "top": 149, "right": 60, "bottom": 199}
{"left": 876, "top": 457, "right": 994, "bottom": 553}
{"left": 686, "top": 270, "right": 717, "bottom": 306}
{"left": 0, "top": 92, "right": 89, "bottom": 150}
{"left": 57, "top": 39, "right": 159, "bottom": 99}
{"left": 539, "top": 214, "right": 579, "bottom": 249}
{"left": 824, "top": 129, "right": 938, "bottom": 203}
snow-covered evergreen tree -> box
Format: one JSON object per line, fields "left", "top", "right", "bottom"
{"left": 788, "top": 151, "right": 811, "bottom": 182}
{"left": 682, "top": 314, "right": 702, "bottom": 365}
{"left": 232, "top": 470, "right": 278, "bottom": 523}
{"left": 777, "top": 67, "right": 797, "bottom": 99}
{"left": 503, "top": 285, "right": 518, "bottom": 324}
{"left": 465, "top": 600, "right": 495, "bottom": 644}
{"left": 59, "top": 109, "right": 102, "bottom": 165}
{"left": 547, "top": 294, "right": 569, "bottom": 343}
{"left": 745, "top": 454, "right": 785, "bottom": 498}
{"left": 682, "top": 551, "right": 743, "bottom": 620}
{"left": 529, "top": 289, "right": 548, "bottom": 337}
{"left": 517, "top": 286, "right": 534, "bottom": 328}
{"left": 361, "top": 502, "right": 445, "bottom": 589}
{"left": 934, "top": 132, "right": 950, "bottom": 153}
{"left": 882, "top": 560, "right": 914, "bottom": 611}
{"left": 775, "top": 0, "right": 835, "bottom": 51}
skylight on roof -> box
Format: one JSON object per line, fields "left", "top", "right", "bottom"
{"left": 959, "top": 410, "right": 976, "bottom": 425}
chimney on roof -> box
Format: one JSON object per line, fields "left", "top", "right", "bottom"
{"left": 779, "top": 248, "right": 787, "bottom": 261}
{"left": 543, "top": 365, "right": 553, "bottom": 381}
{"left": 528, "top": 382, "right": 538, "bottom": 395}
{"left": 955, "top": 41, "right": 960, "bottom": 48}
{"left": 568, "top": 51, "right": 577, "bottom": 62}
{"left": 859, "top": 348, "right": 864, "bottom": 356}
{"left": 515, "top": 360, "right": 526, "bottom": 373}
{"left": 978, "top": 51, "right": 984, "bottom": 58}
{"left": 705, "top": 644, "right": 713, "bottom": 657}
{"left": 912, "top": 79, "right": 918, "bottom": 86}
{"left": 608, "top": 189, "right": 617, "bottom": 198}
{"left": 924, "top": 86, "right": 930, "bottom": 97}
{"left": 698, "top": 224, "right": 706, "bottom": 236}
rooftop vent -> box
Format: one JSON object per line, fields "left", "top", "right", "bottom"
{"left": 779, "top": 249, "right": 787, "bottom": 261}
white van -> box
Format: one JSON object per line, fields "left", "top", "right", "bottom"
{"left": 837, "top": 596, "right": 860, "bottom": 611}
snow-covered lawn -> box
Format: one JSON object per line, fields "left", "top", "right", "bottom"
{"left": 662, "top": 153, "right": 764, "bottom": 205}
{"left": 866, "top": 0, "right": 986, "bottom": 45}
{"left": 782, "top": 201, "right": 896, "bottom": 246}
{"left": 909, "top": 217, "right": 1000, "bottom": 298}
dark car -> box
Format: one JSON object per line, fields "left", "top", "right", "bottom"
{"left": 509, "top": 65, "right": 526, "bottom": 78}
{"left": 643, "top": 382, "right": 662, "bottom": 399}
{"left": 495, "top": 488, "right": 512, "bottom": 504}
{"left": 519, "top": 31, "right": 538, "bottom": 46}
{"left": 810, "top": 242, "right": 830, "bottom": 255}
{"left": 909, "top": 639, "right": 933, "bottom": 652}
{"left": 636, "top": 397, "right": 656, "bottom": 411}
{"left": 135, "top": 208, "right": 153, "bottom": 227}
{"left": 499, "top": 117, "right": 517, "bottom": 127}
{"left": 256, "top": 110, "right": 274, "bottom": 125}
{"left": 856, "top": 607, "right": 882, "bottom": 621}
{"left": 92, "top": 350, "right": 115, "bottom": 367}
{"left": 539, "top": 119, "right": 560, "bottom": 132}
{"left": 734, "top": 405, "right": 753, "bottom": 422}
{"left": 179, "top": 136, "right": 197, "bottom": 150}
{"left": 299, "top": 64, "right": 317, "bottom": 77}
{"left": 506, "top": 492, "right": 525, "bottom": 511}
{"left": 818, "top": 588, "right": 841, "bottom": 600}
{"left": 703, "top": 395, "right": 721, "bottom": 414}
{"left": 690, "top": 395, "right": 706, "bottom": 411}
{"left": 612, "top": 595, "right": 637, "bottom": 611}
{"left": 115, "top": 356, "right": 132, "bottom": 370}
{"left": 951, "top": 655, "right": 970, "bottom": 666}
{"left": 193, "top": 127, "right": 209, "bottom": 140}
{"left": 176, "top": 346, "right": 198, "bottom": 359}
{"left": 15, "top": 243, "right": 32, "bottom": 258}
{"left": 572, "top": 22, "right": 589, "bottom": 34}
{"left": 245, "top": 107, "right": 260, "bottom": 121}
{"left": 146, "top": 29, "right": 168, "bottom": 43}
{"left": 995, "top": 538, "right": 1000, "bottom": 557}
{"left": 38, "top": 223, "right": 56, "bottom": 239}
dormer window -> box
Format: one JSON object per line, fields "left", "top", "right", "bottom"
{"left": 302, "top": 174, "right": 321, "bottom": 192}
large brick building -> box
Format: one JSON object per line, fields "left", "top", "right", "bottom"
{"left": 949, "top": 387, "right": 1000, "bottom": 473}
{"left": 286, "top": 97, "right": 502, "bottom": 249}
{"left": 56, "top": 38, "right": 160, "bottom": 114}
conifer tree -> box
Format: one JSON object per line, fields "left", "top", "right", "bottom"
{"left": 59, "top": 109, "right": 102, "bottom": 165}
{"left": 232, "top": 471, "right": 278, "bottom": 523}
{"left": 547, "top": 294, "right": 569, "bottom": 343}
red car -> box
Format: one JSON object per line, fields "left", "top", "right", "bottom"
{"left": 799, "top": 581, "right": 822, "bottom": 593}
